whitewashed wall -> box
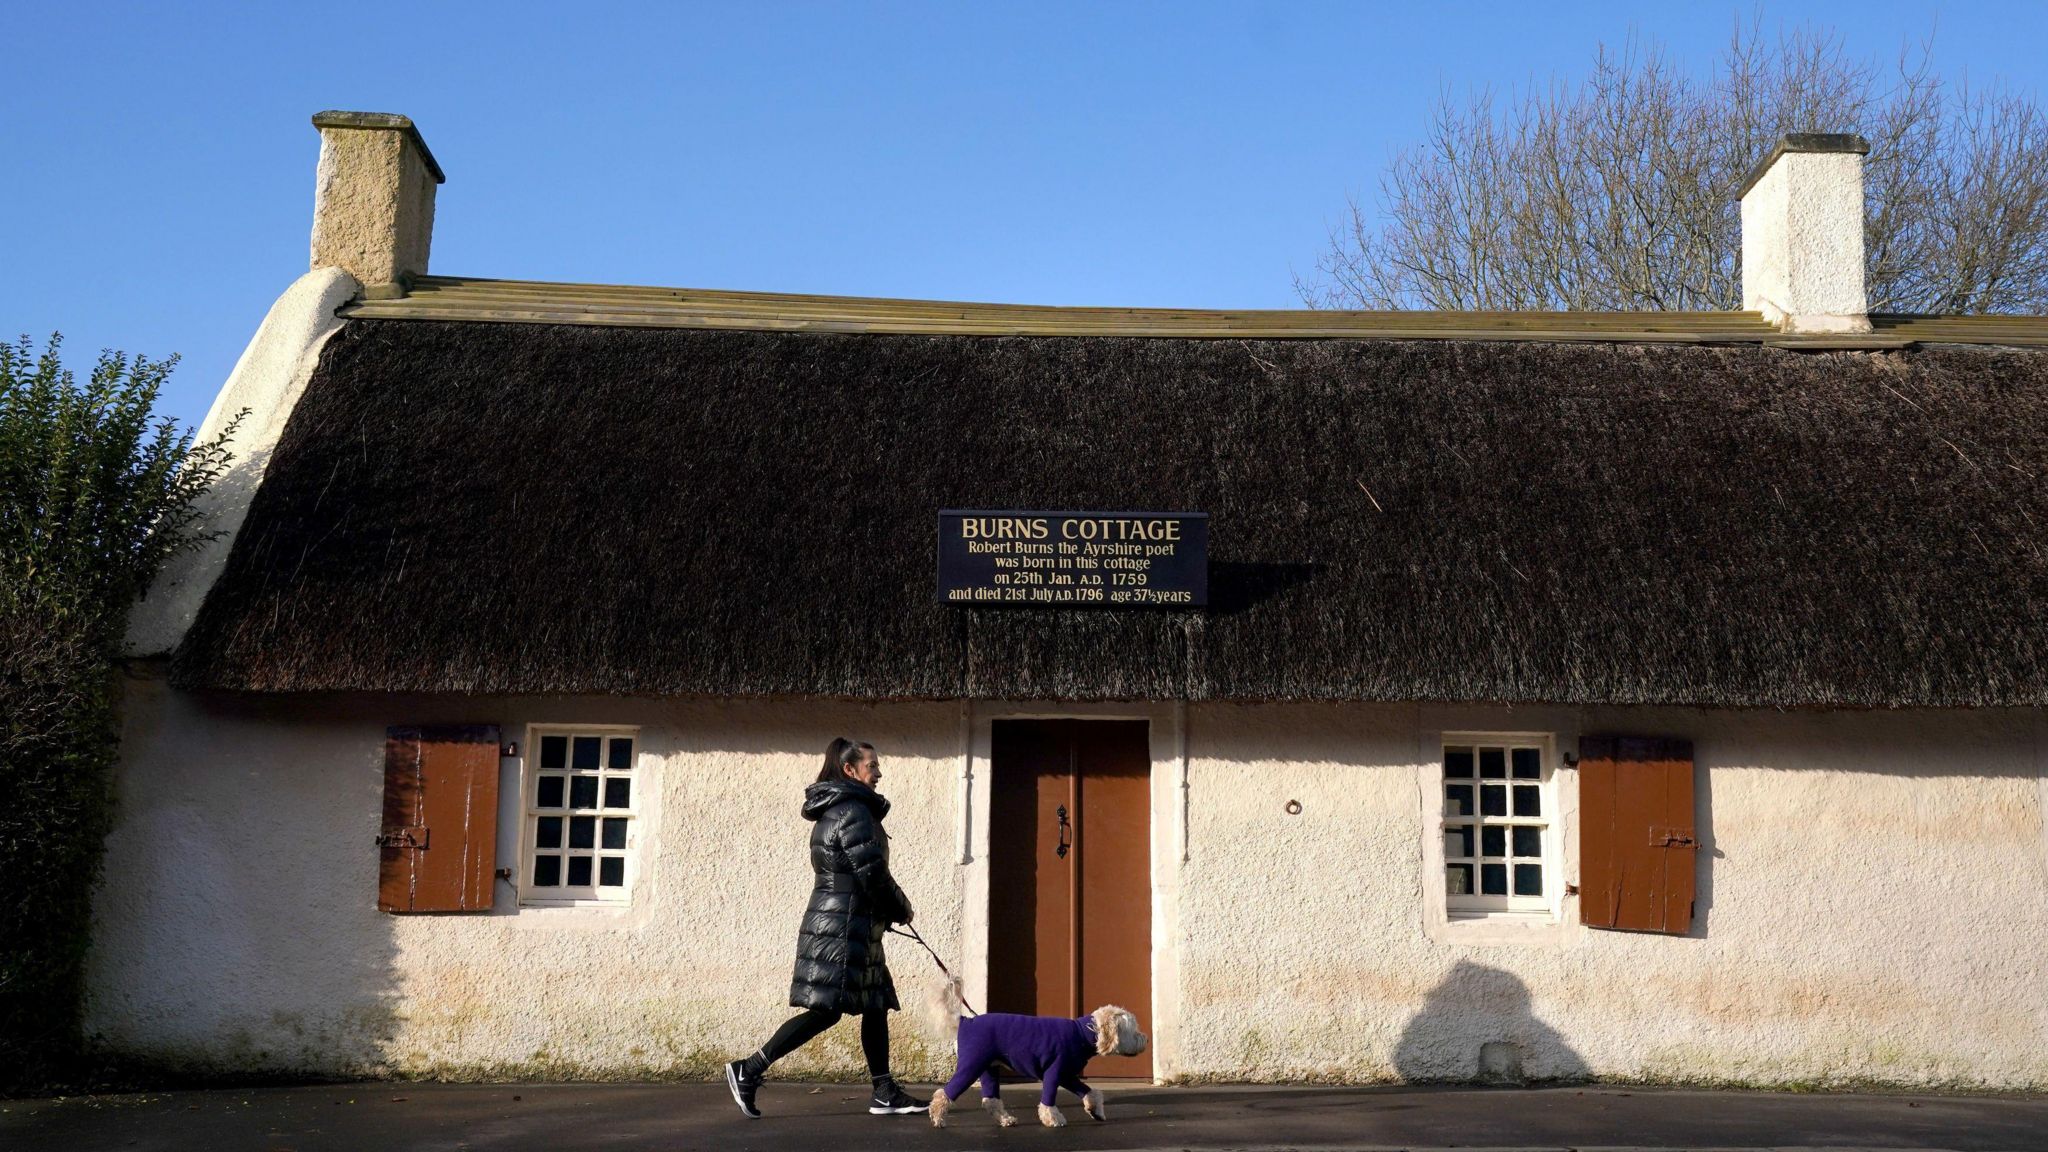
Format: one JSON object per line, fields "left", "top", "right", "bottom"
{"left": 90, "top": 676, "right": 967, "bottom": 1081}
{"left": 91, "top": 679, "right": 2048, "bottom": 1088}
{"left": 1173, "top": 702, "right": 2048, "bottom": 1089}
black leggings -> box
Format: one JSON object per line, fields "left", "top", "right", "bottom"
{"left": 755, "top": 1007, "right": 890, "bottom": 1078}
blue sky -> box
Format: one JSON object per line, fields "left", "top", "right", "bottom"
{"left": 6, "top": 2, "right": 2047, "bottom": 429}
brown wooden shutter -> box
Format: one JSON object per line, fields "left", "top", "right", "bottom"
{"left": 378, "top": 725, "right": 501, "bottom": 913}
{"left": 1578, "top": 734, "right": 1696, "bottom": 934}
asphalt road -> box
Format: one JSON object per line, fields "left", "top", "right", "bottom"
{"left": 6, "top": 1081, "right": 2046, "bottom": 1151}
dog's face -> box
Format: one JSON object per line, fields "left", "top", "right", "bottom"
{"left": 1089, "top": 1005, "right": 1148, "bottom": 1058}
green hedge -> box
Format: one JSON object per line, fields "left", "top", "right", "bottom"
{"left": 1, "top": 336, "right": 233, "bottom": 1091}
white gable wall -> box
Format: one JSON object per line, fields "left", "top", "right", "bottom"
{"left": 123, "top": 268, "right": 360, "bottom": 659}
{"left": 91, "top": 677, "right": 2048, "bottom": 1087}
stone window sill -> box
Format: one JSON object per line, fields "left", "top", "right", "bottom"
{"left": 1427, "top": 909, "right": 1572, "bottom": 947}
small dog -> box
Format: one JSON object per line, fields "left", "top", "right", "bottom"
{"left": 925, "top": 978, "right": 1147, "bottom": 1128}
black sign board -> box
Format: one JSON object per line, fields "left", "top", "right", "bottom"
{"left": 937, "top": 510, "right": 1208, "bottom": 608}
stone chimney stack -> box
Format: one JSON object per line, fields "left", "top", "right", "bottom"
{"left": 310, "top": 111, "right": 444, "bottom": 300}
{"left": 1738, "top": 133, "right": 1871, "bottom": 333}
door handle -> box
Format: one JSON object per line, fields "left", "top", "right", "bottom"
{"left": 1056, "top": 804, "right": 1071, "bottom": 859}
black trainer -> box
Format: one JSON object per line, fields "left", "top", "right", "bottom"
{"left": 726, "top": 1059, "right": 762, "bottom": 1119}
{"left": 868, "top": 1078, "right": 926, "bottom": 1115}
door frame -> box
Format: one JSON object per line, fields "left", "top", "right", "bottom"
{"left": 956, "top": 699, "right": 1186, "bottom": 1083}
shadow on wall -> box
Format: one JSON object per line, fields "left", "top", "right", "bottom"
{"left": 1692, "top": 755, "right": 1717, "bottom": 938}
{"left": 1392, "top": 961, "right": 1587, "bottom": 1083}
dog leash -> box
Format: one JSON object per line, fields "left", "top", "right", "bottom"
{"left": 887, "top": 923, "right": 980, "bottom": 1017}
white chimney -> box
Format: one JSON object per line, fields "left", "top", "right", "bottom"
{"left": 310, "top": 111, "right": 444, "bottom": 300}
{"left": 1738, "top": 133, "right": 1870, "bottom": 333}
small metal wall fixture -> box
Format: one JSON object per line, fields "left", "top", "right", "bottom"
{"left": 1284, "top": 799, "right": 1303, "bottom": 815}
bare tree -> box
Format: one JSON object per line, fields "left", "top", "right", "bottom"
{"left": 1300, "top": 24, "right": 2048, "bottom": 314}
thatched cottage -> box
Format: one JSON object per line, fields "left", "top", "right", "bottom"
{"left": 99, "top": 113, "right": 2047, "bottom": 1088}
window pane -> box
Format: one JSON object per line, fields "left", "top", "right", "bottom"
{"left": 567, "top": 856, "right": 593, "bottom": 887}
{"left": 599, "top": 856, "right": 625, "bottom": 887}
{"left": 536, "top": 775, "right": 564, "bottom": 808}
{"left": 1479, "top": 748, "right": 1506, "bottom": 778}
{"left": 570, "top": 775, "right": 599, "bottom": 809}
{"left": 1511, "top": 748, "right": 1542, "bottom": 779}
{"left": 604, "top": 777, "right": 631, "bottom": 809}
{"left": 1481, "top": 826, "right": 1506, "bottom": 858}
{"left": 532, "top": 855, "right": 560, "bottom": 886}
{"left": 1444, "top": 748, "right": 1474, "bottom": 778}
{"left": 1514, "top": 863, "right": 1543, "bottom": 896}
{"left": 540, "top": 735, "right": 567, "bottom": 770}
{"left": 535, "top": 816, "right": 562, "bottom": 849}
{"left": 573, "top": 736, "right": 601, "bottom": 771}
{"left": 1481, "top": 863, "right": 1508, "bottom": 895}
{"left": 1446, "top": 863, "right": 1472, "bottom": 896}
{"left": 608, "top": 738, "right": 634, "bottom": 771}
{"left": 570, "top": 816, "right": 596, "bottom": 849}
{"left": 1513, "top": 785, "right": 1540, "bottom": 817}
{"left": 602, "top": 817, "right": 627, "bottom": 850}
{"left": 1444, "top": 824, "right": 1472, "bottom": 859}
{"left": 1446, "top": 784, "right": 1473, "bottom": 817}
{"left": 1513, "top": 825, "right": 1543, "bottom": 857}
{"left": 1481, "top": 784, "right": 1506, "bottom": 817}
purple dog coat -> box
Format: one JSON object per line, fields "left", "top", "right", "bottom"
{"left": 941, "top": 1012, "right": 1101, "bottom": 1107}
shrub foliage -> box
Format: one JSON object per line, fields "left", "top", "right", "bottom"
{"left": 0, "top": 335, "right": 232, "bottom": 1089}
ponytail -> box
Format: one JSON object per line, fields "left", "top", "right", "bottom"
{"left": 817, "top": 736, "right": 875, "bottom": 783}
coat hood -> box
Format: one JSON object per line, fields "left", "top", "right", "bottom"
{"left": 802, "top": 777, "right": 890, "bottom": 822}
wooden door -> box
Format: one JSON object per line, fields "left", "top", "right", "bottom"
{"left": 989, "top": 719, "right": 1152, "bottom": 1078}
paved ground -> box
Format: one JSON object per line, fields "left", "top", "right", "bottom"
{"left": 5, "top": 1080, "right": 2045, "bottom": 1151}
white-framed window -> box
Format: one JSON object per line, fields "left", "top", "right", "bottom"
{"left": 522, "top": 726, "right": 639, "bottom": 906}
{"left": 1440, "top": 735, "right": 1556, "bottom": 915}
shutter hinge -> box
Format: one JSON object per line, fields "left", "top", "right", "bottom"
{"left": 376, "top": 827, "right": 429, "bottom": 849}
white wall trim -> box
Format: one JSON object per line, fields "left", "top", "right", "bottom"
{"left": 956, "top": 699, "right": 1184, "bottom": 1082}
{"left": 124, "top": 267, "right": 361, "bottom": 656}
{"left": 955, "top": 700, "right": 974, "bottom": 864}
{"left": 2036, "top": 713, "right": 2048, "bottom": 881}
{"left": 1175, "top": 697, "right": 1191, "bottom": 864}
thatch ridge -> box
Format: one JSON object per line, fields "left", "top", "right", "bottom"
{"left": 339, "top": 274, "right": 2048, "bottom": 348}
{"left": 172, "top": 320, "right": 2048, "bottom": 706}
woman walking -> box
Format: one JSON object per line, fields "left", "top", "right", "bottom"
{"left": 726, "top": 737, "right": 926, "bottom": 1117}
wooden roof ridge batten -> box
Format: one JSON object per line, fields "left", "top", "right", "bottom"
{"left": 339, "top": 275, "right": 2048, "bottom": 347}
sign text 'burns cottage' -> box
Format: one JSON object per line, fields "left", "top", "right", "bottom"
{"left": 936, "top": 510, "right": 1209, "bottom": 607}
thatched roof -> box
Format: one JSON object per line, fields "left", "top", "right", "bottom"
{"left": 173, "top": 315, "right": 2048, "bottom": 706}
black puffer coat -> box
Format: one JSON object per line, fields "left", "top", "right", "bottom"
{"left": 788, "top": 777, "right": 911, "bottom": 1013}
